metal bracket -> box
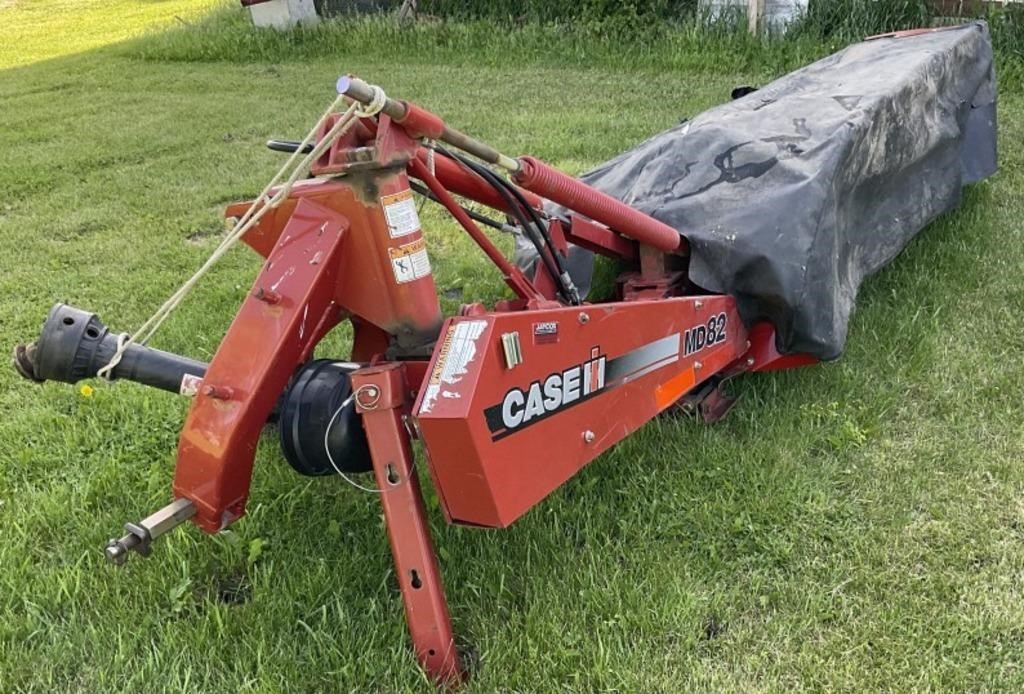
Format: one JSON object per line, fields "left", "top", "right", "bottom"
{"left": 104, "top": 498, "right": 196, "bottom": 565}
{"left": 678, "top": 377, "right": 741, "bottom": 423}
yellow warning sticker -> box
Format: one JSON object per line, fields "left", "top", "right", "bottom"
{"left": 380, "top": 189, "right": 420, "bottom": 239}
{"left": 389, "top": 237, "right": 432, "bottom": 284}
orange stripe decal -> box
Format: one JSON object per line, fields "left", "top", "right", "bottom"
{"left": 655, "top": 366, "right": 696, "bottom": 410}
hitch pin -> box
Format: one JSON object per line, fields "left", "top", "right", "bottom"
{"left": 104, "top": 498, "right": 196, "bottom": 565}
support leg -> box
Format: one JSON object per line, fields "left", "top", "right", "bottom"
{"left": 351, "top": 364, "right": 464, "bottom": 685}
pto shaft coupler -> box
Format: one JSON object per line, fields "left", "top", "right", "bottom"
{"left": 13, "top": 303, "right": 207, "bottom": 395}
{"left": 104, "top": 498, "right": 196, "bottom": 565}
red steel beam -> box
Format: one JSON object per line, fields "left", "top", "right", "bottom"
{"left": 351, "top": 363, "right": 464, "bottom": 686}
{"left": 409, "top": 156, "right": 544, "bottom": 302}
{"left": 411, "top": 148, "right": 543, "bottom": 212}
{"left": 173, "top": 199, "right": 347, "bottom": 532}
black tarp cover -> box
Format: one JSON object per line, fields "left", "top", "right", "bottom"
{"left": 569, "top": 22, "right": 997, "bottom": 359}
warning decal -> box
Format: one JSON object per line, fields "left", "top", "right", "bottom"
{"left": 381, "top": 189, "right": 421, "bottom": 238}
{"left": 389, "top": 237, "right": 432, "bottom": 284}
{"left": 419, "top": 320, "right": 487, "bottom": 414}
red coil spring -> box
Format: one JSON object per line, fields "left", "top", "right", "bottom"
{"left": 513, "top": 156, "right": 682, "bottom": 253}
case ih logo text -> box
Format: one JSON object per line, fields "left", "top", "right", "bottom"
{"left": 684, "top": 312, "right": 728, "bottom": 356}
{"left": 499, "top": 350, "right": 606, "bottom": 436}
{"left": 483, "top": 334, "right": 681, "bottom": 441}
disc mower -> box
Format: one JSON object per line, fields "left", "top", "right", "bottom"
{"left": 12, "top": 23, "right": 997, "bottom": 685}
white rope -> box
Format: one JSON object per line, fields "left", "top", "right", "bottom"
{"left": 324, "top": 393, "right": 384, "bottom": 494}
{"left": 97, "top": 332, "right": 129, "bottom": 381}
{"left": 355, "top": 84, "right": 387, "bottom": 119}
{"left": 426, "top": 139, "right": 436, "bottom": 177}
{"left": 96, "top": 89, "right": 382, "bottom": 378}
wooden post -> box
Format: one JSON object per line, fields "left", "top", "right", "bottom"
{"left": 747, "top": 0, "right": 764, "bottom": 34}
{"left": 397, "top": 0, "right": 417, "bottom": 25}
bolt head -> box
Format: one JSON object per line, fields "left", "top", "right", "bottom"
{"left": 203, "top": 385, "right": 234, "bottom": 400}
{"left": 583, "top": 430, "right": 595, "bottom": 443}
{"left": 104, "top": 541, "right": 127, "bottom": 565}
{"left": 694, "top": 361, "right": 703, "bottom": 370}
{"left": 578, "top": 312, "right": 590, "bottom": 324}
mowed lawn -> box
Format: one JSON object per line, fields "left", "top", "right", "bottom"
{"left": 1, "top": 1, "right": 1023, "bottom": 691}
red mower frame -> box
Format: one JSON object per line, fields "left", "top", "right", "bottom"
{"left": 105, "top": 77, "right": 816, "bottom": 684}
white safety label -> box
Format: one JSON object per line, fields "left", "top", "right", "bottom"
{"left": 389, "top": 237, "right": 432, "bottom": 284}
{"left": 381, "top": 189, "right": 421, "bottom": 238}
{"left": 419, "top": 320, "right": 488, "bottom": 414}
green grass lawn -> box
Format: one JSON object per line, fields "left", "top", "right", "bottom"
{"left": 1, "top": 1, "right": 1023, "bottom": 691}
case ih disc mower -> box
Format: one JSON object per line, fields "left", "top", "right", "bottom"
{"left": 13, "top": 25, "right": 996, "bottom": 685}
